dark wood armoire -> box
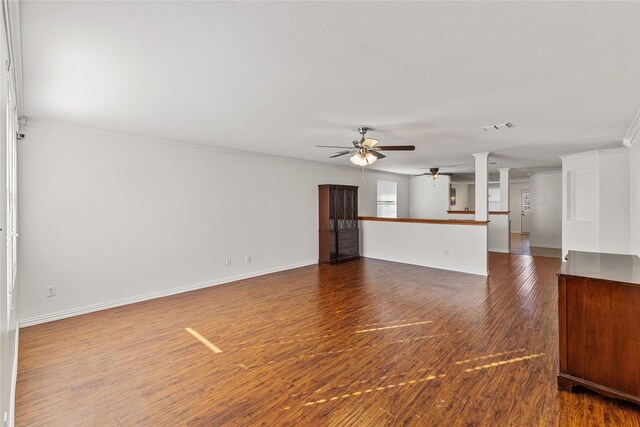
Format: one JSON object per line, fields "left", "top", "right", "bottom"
{"left": 318, "top": 185, "right": 359, "bottom": 264}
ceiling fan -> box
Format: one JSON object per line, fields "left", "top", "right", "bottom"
{"left": 416, "top": 161, "right": 503, "bottom": 180}
{"left": 416, "top": 167, "right": 452, "bottom": 180}
{"left": 316, "top": 127, "right": 415, "bottom": 166}
{"left": 414, "top": 164, "right": 466, "bottom": 180}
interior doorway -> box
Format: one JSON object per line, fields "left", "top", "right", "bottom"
{"left": 510, "top": 180, "right": 562, "bottom": 259}
{"left": 521, "top": 189, "right": 531, "bottom": 234}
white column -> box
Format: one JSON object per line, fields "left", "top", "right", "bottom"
{"left": 499, "top": 168, "right": 510, "bottom": 211}
{"left": 474, "top": 153, "right": 490, "bottom": 221}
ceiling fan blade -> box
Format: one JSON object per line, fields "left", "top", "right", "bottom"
{"left": 362, "top": 138, "right": 379, "bottom": 148}
{"left": 376, "top": 145, "right": 416, "bottom": 151}
{"left": 329, "top": 151, "right": 352, "bottom": 158}
{"left": 420, "top": 163, "right": 468, "bottom": 169}
{"left": 316, "top": 145, "right": 354, "bottom": 149}
{"left": 352, "top": 138, "right": 364, "bottom": 148}
{"left": 369, "top": 151, "right": 386, "bottom": 159}
{"left": 414, "top": 172, "right": 453, "bottom": 176}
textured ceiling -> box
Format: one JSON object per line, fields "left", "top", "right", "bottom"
{"left": 20, "top": 1, "right": 640, "bottom": 175}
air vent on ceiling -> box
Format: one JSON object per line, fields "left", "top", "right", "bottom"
{"left": 482, "top": 122, "right": 513, "bottom": 131}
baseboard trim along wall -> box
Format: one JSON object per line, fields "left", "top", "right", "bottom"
{"left": 530, "top": 243, "right": 562, "bottom": 250}
{"left": 19, "top": 260, "right": 317, "bottom": 327}
{"left": 489, "top": 248, "right": 511, "bottom": 254}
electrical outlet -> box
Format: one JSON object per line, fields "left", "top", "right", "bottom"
{"left": 46, "top": 285, "right": 56, "bottom": 297}
{"left": 245, "top": 255, "right": 251, "bottom": 264}
{"left": 226, "top": 258, "right": 232, "bottom": 267}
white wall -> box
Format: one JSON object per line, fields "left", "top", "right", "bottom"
{"left": 18, "top": 124, "right": 410, "bottom": 324}
{"left": 410, "top": 175, "right": 451, "bottom": 219}
{"left": 447, "top": 212, "right": 510, "bottom": 253}
{"left": 529, "top": 172, "right": 562, "bottom": 249}
{"left": 488, "top": 185, "right": 501, "bottom": 211}
{"left": 561, "top": 148, "right": 631, "bottom": 258}
{"left": 360, "top": 220, "right": 488, "bottom": 275}
{"left": 562, "top": 152, "right": 599, "bottom": 255}
{"left": 628, "top": 128, "right": 640, "bottom": 256}
{"left": 599, "top": 149, "right": 630, "bottom": 253}
{"left": 450, "top": 182, "right": 471, "bottom": 211}
{"left": 509, "top": 181, "right": 530, "bottom": 233}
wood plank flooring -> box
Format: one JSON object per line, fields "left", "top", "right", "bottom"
{"left": 16, "top": 254, "right": 640, "bottom": 426}
{"left": 511, "top": 233, "right": 531, "bottom": 255}
{"left": 511, "top": 233, "right": 562, "bottom": 259}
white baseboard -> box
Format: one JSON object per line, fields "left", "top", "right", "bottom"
{"left": 529, "top": 242, "right": 562, "bottom": 249}
{"left": 489, "top": 248, "right": 510, "bottom": 254}
{"left": 19, "top": 260, "right": 317, "bottom": 327}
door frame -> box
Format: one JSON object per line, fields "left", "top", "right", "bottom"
{"left": 521, "top": 189, "right": 531, "bottom": 234}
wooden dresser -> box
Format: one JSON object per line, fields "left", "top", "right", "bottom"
{"left": 558, "top": 251, "right": 640, "bottom": 405}
{"left": 318, "top": 185, "right": 359, "bottom": 264}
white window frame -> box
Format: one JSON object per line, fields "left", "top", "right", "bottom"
{"left": 376, "top": 180, "right": 397, "bottom": 218}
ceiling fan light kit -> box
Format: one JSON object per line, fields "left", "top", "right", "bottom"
{"left": 350, "top": 152, "right": 378, "bottom": 166}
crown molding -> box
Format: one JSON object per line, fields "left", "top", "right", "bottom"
{"left": 623, "top": 110, "right": 640, "bottom": 147}
{"left": 509, "top": 178, "right": 531, "bottom": 184}
{"left": 598, "top": 146, "right": 630, "bottom": 156}
{"left": 23, "top": 117, "right": 414, "bottom": 177}
{"left": 560, "top": 146, "right": 629, "bottom": 161}
{"left": 529, "top": 170, "right": 562, "bottom": 176}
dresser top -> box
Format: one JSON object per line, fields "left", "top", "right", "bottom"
{"left": 560, "top": 251, "right": 640, "bottom": 286}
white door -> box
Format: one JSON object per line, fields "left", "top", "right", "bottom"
{"left": 521, "top": 190, "right": 531, "bottom": 234}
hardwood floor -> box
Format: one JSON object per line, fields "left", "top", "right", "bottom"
{"left": 16, "top": 254, "right": 640, "bottom": 426}
{"left": 511, "top": 232, "right": 531, "bottom": 255}
{"left": 510, "top": 233, "right": 562, "bottom": 259}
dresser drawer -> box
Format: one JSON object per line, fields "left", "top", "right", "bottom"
{"left": 338, "top": 243, "right": 358, "bottom": 258}
{"left": 338, "top": 234, "right": 358, "bottom": 248}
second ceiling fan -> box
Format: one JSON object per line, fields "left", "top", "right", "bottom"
{"left": 415, "top": 161, "right": 502, "bottom": 180}
{"left": 317, "top": 127, "right": 415, "bottom": 166}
